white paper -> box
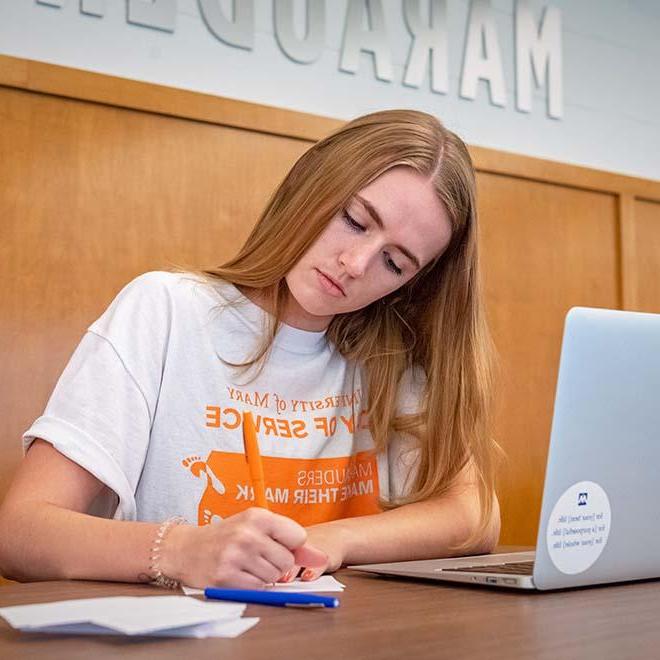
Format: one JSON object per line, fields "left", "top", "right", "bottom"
{"left": 0, "top": 595, "right": 258, "bottom": 638}
{"left": 266, "top": 575, "right": 345, "bottom": 592}
{"left": 26, "top": 617, "right": 260, "bottom": 638}
{"left": 181, "top": 575, "right": 346, "bottom": 596}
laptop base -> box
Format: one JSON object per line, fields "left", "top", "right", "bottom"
{"left": 349, "top": 551, "right": 537, "bottom": 590}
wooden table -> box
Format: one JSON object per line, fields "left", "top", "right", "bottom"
{"left": 2, "top": 568, "right": 660, "bottom": 659}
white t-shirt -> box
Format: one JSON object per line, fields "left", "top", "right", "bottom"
{"left": 23, "top": 272, "right": 421, "bottom": 525}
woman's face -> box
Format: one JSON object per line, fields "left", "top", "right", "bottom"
{"left": 284, "top": 166, "right": 452, "bottom": 331}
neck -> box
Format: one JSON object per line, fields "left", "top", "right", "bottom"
{"left": 237, "top": 285, "right": 331, "bottom": 332}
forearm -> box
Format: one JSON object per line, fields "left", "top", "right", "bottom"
{"left": 315, "top": 491, "right": 500, "bottom": 566}
{"left": 0, "top": 501, "right": 160, "bottom": 583}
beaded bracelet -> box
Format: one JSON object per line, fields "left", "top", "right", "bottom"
{"left": 149, "top": 515, "right": 187, "bottom": 589}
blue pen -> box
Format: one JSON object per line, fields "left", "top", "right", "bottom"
{"left": 204, "top": 588, "right": 339, "bottom": 608}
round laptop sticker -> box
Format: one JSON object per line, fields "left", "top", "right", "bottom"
{"left": 546, "top": 480, "right": 611, "bottom": 575}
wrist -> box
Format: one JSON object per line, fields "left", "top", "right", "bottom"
{"left": 151, "top": 517, "right": 191, "bottom": 587}
{"left": 331, "top": 520, "right": 359, "bottom": 565}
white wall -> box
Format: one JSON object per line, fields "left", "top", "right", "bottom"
{"left": 1, "top": 0, "right": 658, "bottom": 181}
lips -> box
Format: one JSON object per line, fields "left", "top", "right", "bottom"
{"left": 316, "top": 269, "right": 346, "bottom": 297}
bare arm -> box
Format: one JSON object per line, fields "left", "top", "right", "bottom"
{"left": 0, "top": 439, "right": 162, "bottom": 582}
{"left": 0, "top": 440, "right": 325, "bottom": 586}
{"left": 287, "top": 463, "right": 501, "bottom": 581}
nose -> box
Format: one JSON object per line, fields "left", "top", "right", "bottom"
{"left": 339, "top": 243, "right": 373, "bottom": 279}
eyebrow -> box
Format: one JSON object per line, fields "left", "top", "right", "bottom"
{"left": 354, "top": 194, "right": 422, "bottom": 270}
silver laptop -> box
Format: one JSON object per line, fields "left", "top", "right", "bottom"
{"left": 350, "top": 307, "right": 660, "bottom": 590}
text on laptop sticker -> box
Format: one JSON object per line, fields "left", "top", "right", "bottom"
{"left": 546, "top": 480, "right": 611, "bottom": 574}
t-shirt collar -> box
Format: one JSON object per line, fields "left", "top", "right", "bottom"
{"left": 215, "top": 280, "right": 328, "bottom": 355}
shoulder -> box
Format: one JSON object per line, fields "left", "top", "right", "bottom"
{"left": 119, "top": 270, "right": 197, "bottom": 297}
{"left": 110, "top": 270, "right": 226, "bottom": 310}
{"left": 96, "top": 271, "right": 175, "bottom": 321}
{"left": 90, "top": 271, "right": 216, "bottom": 338}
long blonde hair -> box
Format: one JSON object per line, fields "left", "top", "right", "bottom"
{"left": 198, "top": 109, "right": 498, "bottom": 548}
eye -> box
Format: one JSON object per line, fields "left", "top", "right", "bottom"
{"left": 342, "top": 210, "right": 366, "bottom": 232}
{"left": 384, "top": 251, "right": 403, "bottom": 276}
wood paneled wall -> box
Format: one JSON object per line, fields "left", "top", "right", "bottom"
{"left": 2, "top": 56, "right": 660, "bottom": 558}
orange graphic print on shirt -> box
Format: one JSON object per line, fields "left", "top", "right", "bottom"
{"left": 182, "top": 450, "right": 380, "bottom": 526}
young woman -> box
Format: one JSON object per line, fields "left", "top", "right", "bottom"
{"left": 0, "top": 109, "right": 500, "bottom": 589}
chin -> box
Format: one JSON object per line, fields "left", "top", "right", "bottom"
{"left": 286, "top": 272, "right": 349, "bottom": 322}
{"left": 296, "top": 297, "right": 338, "bottom": 318}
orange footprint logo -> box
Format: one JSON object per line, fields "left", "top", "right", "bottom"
{"left": 182, "top": 455, "right": 226, "bottom": 526}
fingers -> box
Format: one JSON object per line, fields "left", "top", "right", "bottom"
{"left": 294, "top": 542, "right": 329, "bottom": 582}
{"left": 293, "top": 542, "right": 328, "bottom": 568}
{"left": 227, "top": 510, "right": 302, "bottom": 583}
{"left": 258, "top": 510, "right": 308, "bottom": 550}
{"left": 277, "top": 561, "right": 326, "bottom": 583}
{"left": 228, "top": 570, "right": 273, "bottom": 589}
{"left": 249, "top": 556, "right": 285, "bottom": 585}
{"left": 264, "top": 540, "right": 328, "bottom": 585}
{"left": 259, "top": 536, "right": 296, "bottom": 576}
{"left": 277, "top": 565, "right": 300, "bottom": 583}
{"left": 199, "top": 509, "right": 322, "bottom": 588}
{"left": 300, "top": 565, "right": 326, "bottom": 581}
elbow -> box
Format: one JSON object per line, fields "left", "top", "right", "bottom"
{"left": 472, "top": 492, "right": 501, "bottom": 555}
{"left": 477, "top": 518, "right": 500, "bottom": 555}
{"left": 456, "top": 491, "right": 501, "bottom": 557}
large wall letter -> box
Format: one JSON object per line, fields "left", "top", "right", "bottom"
{"left": 339, "top": 0, "right": 393, "bottom": 82}
{"left": 402, "top": 0, "right": 448, "bottom": 94}
{"left": 198, "top": 0, "right": 254, "bottom": 50}
{"left": 36, "top": 0, "right": 64, "bottom": 7}
{"left": 274, "top": 0, "right": 325, "bottom": 64}
{"left": 127, "top": 0, "right": 176, "bottom": 32}
{"left": 460, "top": 0, "right": 506, "bottom": 107}
{"left": 515, "top": 1, "right": 562, "bottom": 119}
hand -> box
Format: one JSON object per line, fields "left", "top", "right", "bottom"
{"left": 161, "top": 508, "right": 327, "bottom": 589}
{"left": 279, "top": 521, "right": 350, "bottom": 583}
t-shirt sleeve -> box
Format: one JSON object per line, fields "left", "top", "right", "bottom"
{"left": 22, "top": 272, "right": 173, "bottom": 520}
{"left": 386, "top": 366, "right": 425, "bottom": 501}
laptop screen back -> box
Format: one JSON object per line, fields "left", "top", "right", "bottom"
{"left": 533, "top": 307, "right": 660, "bottom": 590}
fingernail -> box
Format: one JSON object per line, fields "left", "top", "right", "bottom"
{"left": 301, "top": 569, "right": 314, "bottom": 580}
